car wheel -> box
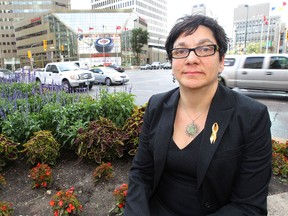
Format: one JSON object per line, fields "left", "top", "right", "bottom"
{"left": 89, "top": 84, "right": 93, "bottom": 90}
{"left": 105, "top": 78, "right": 112, "bottom": 86}
{"left": 62, "top": 80, "right": 72, "bottom": 93}
{"left": 35, "top": 78, "right": 42, "bottom": 86}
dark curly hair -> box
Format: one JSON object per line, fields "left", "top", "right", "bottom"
{"left": 165, "top": 14, "right": 228, "bottom": 62}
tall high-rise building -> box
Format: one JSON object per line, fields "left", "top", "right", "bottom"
{"left": 0, "top": 0, "right": 71, "bottom": 70}
{"left": 91, "top": 0, "right": 168, "bottom": 63}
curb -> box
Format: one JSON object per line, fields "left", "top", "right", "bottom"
{"left": 268, "top": 192, "right": 288, "bottom": 215}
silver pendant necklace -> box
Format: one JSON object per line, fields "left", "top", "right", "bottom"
{"left": 182, "top": 104, "right": 207, "bottom": 137}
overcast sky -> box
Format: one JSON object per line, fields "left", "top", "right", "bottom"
{"left": 70, "top": 0, "right": 287, "bottom": 37}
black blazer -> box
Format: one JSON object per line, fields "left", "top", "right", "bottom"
{"left": 124, "top": 84, "right": 272, "bottom": 216}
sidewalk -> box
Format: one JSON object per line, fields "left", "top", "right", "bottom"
{"left": 268, "top": 192, "right": 288, "bottom": 216}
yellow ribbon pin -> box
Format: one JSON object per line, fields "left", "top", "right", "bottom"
{"left": 210, "top": 123, "right": 219, "bottom": 144}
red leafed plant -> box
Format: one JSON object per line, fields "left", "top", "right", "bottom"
{"left": 29, "top": 163, "right": 53, "bottom": 188}
{"left": 93, "top": 162, "right": 114, "bottom": 184}
{"left": 272, "top": 139, "right": 288, "bottom": 181}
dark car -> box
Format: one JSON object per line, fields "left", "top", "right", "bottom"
{"left": 108, "top": 64, "right": 125, "bottom": 72}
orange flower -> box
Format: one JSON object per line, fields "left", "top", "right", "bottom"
{"left": 118, "top": 203, "right": 124, "bottom": 208}
{"left": 123, "top": 190, "right": 127, "bottom": 196}
{"left": 67, "top": 203, "right": 75, "bottom": 213}
{"left": 54, "top": 210, "right": 59, "bottom": 216}
{"left": 58, "top": 200, "right": 63, "bottom": 207}
{"left": 49, "top": 200, "right": 55, "bottom": 206}
{"left": 1, "top": 205, "right": 7, "bottom": 211}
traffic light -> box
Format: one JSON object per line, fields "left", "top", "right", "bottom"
{"left": 286, "top": 31, "right": 288, "bottom": 40}
{"left": 43, "top": 40, "right": 47, "bottom": 51}
{"left": 27, "top": 50, "right": 32, "bottom": 59}
{"left": 61, "top": 45, "right": 64, "bottom": 51}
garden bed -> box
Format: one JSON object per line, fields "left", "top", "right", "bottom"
{"left": 0, "top": 150, "right": 287, "bottom": 215}
{"left": 0, "top": 151, "right": 133, "bottom": 215}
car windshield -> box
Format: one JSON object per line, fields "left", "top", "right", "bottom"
{"left": 58, "top": 63, "right": 80, "bottom": 72}
{"left": 102, "top": 68, "right": 119, "bottom": 74}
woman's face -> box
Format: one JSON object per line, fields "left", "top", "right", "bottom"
{"left": 172, "top": 25, "right": 224, "bottom": 90}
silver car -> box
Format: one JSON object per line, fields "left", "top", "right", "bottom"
{"left": 0, "top": 68, "right": 17, "bottom": 82}
{"left": 89, "top": 67, "right": 129, "bottom": 86}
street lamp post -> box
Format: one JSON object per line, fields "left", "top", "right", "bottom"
{"left": 158, "top": 37, "right": 161, "bottom": 62}
{"left": 244, "top": 5, "right": 249, "bottom": 53}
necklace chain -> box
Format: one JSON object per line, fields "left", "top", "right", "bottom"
{"left": 182, "top": 103, "right": 207, "bottom": 137}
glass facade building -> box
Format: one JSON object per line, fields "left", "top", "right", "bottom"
{"left": 0, "top": 0, "right": 70, "bottom": 70}
{"left": 91, "top": 0, "right": 168, "bottom": 63}
{"left": 14, "top": 9, "right": 145, "bottom": 68}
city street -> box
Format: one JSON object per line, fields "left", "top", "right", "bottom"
{"left": 88, "top": 69, "right": 288, "bottom": 140}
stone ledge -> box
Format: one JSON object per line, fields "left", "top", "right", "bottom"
{"left": 268, "top": 192, "right": 288, "bottom": 216}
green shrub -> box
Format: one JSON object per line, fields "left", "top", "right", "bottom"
{"left": 0, "top": 134, "right": 19, "bottom": 171}
{"left": 1, "top": 111, "right": 41, "bottom": 144}
{"left": 22, "top": 130, "right": 60, "bottom": 165}
{"left": 0, "top": 82, "right": 40, "bottom": 99}
{"left": 96, "top": 90, "right": 135, "bottom": 127}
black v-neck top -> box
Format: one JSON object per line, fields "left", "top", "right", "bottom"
{"left": 150, "top": 132, "right": 205, "bottom": 216}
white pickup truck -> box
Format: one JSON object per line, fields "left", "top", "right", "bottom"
{"left": 35, "top": 62, "right": 95, "bottom": 92}
{"left": 219, "top": 54, "right": 288, "bottom": 92}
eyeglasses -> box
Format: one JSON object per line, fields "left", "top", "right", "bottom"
{"left": 171, "top": 44, "right": 219, "bottom": 59}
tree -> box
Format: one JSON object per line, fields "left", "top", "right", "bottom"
{"left": 130, "top": 28, "right": 149, "bottom": 65}
{"left": 247, "top": 42, "right": 260, "bottom": 54}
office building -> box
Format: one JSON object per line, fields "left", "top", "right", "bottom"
{"left": 0, "top": 0, "right": 71, "bottom": 70}
{"left": 233, "top": 3, "right": 286, "bottom": 54}
{"left": 91, "top": 0, "right": 168, "bottom": 63}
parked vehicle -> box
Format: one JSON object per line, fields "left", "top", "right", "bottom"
{"left": 34, "top": 62, "right": 95, "bottom": 92}
{"left": 140, "top": 64, "right": 152, "bottom": 70}
{"left": 150, "top": 61, "right": 161, "bottom": 69}
{"left": 108, "top": 64, "right": 125, "bottom": 72}
{"left": 162, "top": 62, "right": 172, "bottom": 69}
{"left": 89, "top": 67, "right": 129, "bottom": 86}
{"left": 219, "top": 54, "right": 288, "bottom": 92}
{"left": 14, "top": 66, "right": 31, "bottom": 74}
{"left": 0, "top": 68, "right": 17, "bottom": 82}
